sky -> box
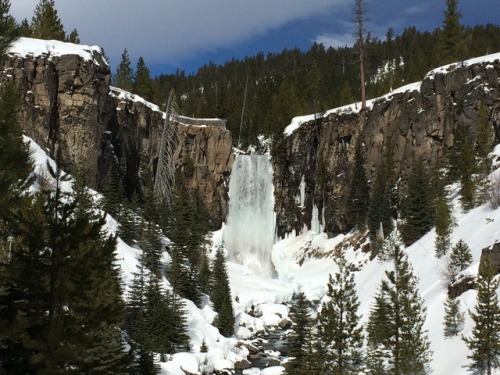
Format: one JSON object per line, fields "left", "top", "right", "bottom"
{"left": 10, "top": 0, "right": 500, "bottom": 77}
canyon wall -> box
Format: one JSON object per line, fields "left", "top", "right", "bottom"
{"left": 1, "top": 39, "right": 233, "bottom": 227}
{"left": 273, "top": 57, "right": 500, "bottom": 237}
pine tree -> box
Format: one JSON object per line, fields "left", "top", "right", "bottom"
{"left": 66, "top": 28, "right": 80, "bottom": 44}
{"left": 0, "top": 156, "right": 128, "bottom": 373}
{"left": 367, "top": 137, "right": 396, "bottom": 239}
{"left": 166, "top": 290, "right": 190, "bottom": 352}
{"left": 435, "top": 195, "right": 453, "bottom": 257}
{"left": 30, "top": 0, "right": 65, "bottom": 41}
{"left": 377, "top": 228, "right": 405, "bottom": 262}
{"left": 449, "top": 124, "right": 477, "bottom": 210}
{"left": 18, "top": 18, "right": 32, "bottom": 37}
{"left": 0, "top": 82, "right": 34, "bottom": 234}
{"left": 475, "top": 102, "right": 494, "bottom": 206}
{"left": 304, "top": 58, "right": 322, "bottom": 114}
{"left": 114, "top": 48, "right": 135, "bottom": 92}
{"left": 102, "top": 168, "right": 125, "bottom": 218}
{"left": 317, "top": 249, "right": 363, "bottom": 374}
{"left": 463, "top": 258, "right": 500, "bottom": 375}
{"left": 346, "top": 139, "right": 369, "bottom": 230}
{"left": 443, "top": 295, "right": 465, "bottom": 338}
{"left": 210, "top": 244, "right": 235, "bottom": 337}
{"left": 449, "top": 239, "right": 473, "bottom": 281}
{"left": 366, "top": 238, "right": 432, "bottom": 374}
{"left": 135, "top": 56, "right": 154, "bottom": 101}
{"left": 286, "top": 292, "right": 312, "bottom": 375}
{"left": 198, "top": 249, "right": 212, "bottom": 295}
{"left": 0, "top": 0, "right": 17, "bottom": 57}
{"left": 132, "top": 347, "right": 159, "bottom": 375}
{"left": 401, "top": 158, "right": 435, "bottom": 246}
{"left": 127, "top": 254, "right": 148, "bottom": 344}
{"left": 365, "top": 286, "right": 394, "bottom": 374}
{"left": 168, "top": 245, "right": 201, "bottom": 305}
{"left": 439, "top": 0, "right": 468, "bottom": 65}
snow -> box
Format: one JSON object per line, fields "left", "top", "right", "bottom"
{"left": 284, "top": 52, "right": 500, "bottom": 136}
{"left": 8, "top": 37, "right": 105, "bottom": 66}
{"left": 110, "top": 86, "right": 162, "bottom": 113}
{"left": 23, "top": 133, "right": 500, "bottom": 375}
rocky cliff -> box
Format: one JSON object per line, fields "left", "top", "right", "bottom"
{"left": 1, "top": 38, "right": 233, "bottom": 226}
{"left": 273, "top": 54, "right": 500, "bottom": 238}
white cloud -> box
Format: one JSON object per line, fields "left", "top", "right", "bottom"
{"left": 315, "top": 33, "right": 355, "bottom": 48}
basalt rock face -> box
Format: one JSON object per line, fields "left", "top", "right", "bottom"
{"left": 273, "top": 58, "right": 500, "bottom": 238}
{"left": 110, "top": 90, "right": 234, "bottom": 226}
{"left": 2, "top": 40, "right": 234, "bottom": 227}
{"left": 2, "top": 47, "right": 113, "bottom": 186}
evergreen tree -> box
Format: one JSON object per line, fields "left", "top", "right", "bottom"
{"left": 463, "top": 258, "right": 500, "bottom": 375}
{"left": 346, "top": 139, "right": 369, "bottom": 230}
{"left": 377, "top": 228, "right": 405, "bottom": 262}
{"left": 114, "top": 48, "right": 135, "bottom": 92}
{"left": 475, "top": 102, "right": 494, "bottom": 206}
{"left": 365, "top": 286, "right": 394, "bottom": 373}
{"left": 66, "top": 28, "right": 80, "bottom": 44}
{"left": 127, "top": 254, "right": 148, "bottom": 343}
{"left": 367, "top": 137, "right": 396, "bottom": 239}
{"left": 317, "top": 249, "right": 363, "bottom": 374}
{"left": 198, "top": 249, "right": 212, "bottom": 295}
{"left": 439, "top": 0, "right": 468, "bottom": 65}
{"left": 304, "top": 58, "right": 322, "bottom": 114}
{"left": 135, "top": 56, "right": 154, "bottom": 101}
{"left": 210, "top": 244, "right": 234, "bottom": 337}
{"left": 366, "top": 238, "right": 432, "bottom": 374}
{"left": 18, "top": 18, "right": 32, "bottom": 37}
{"left": 0, "top": 82, "right": 34, "bottom": 231}
{"left": 448, "top": 124, "right": 476, "bottom": 210}
{"left": 166, "top": 290, "right": 190, "bottom": 352}
{"left": 132, "top": 347, "right": 159, "bottom": 375}
{"left": 167, "top": 244, "right": 201, "bottom": 305}
{"left": 0, "top": 157, "right": 127, "bottom": 373}
{"left": 127, "top": 253, "right": 189, "bottom": 356}
{"left": 102, "top": 168, "right": 125, "bottom": 218}
{"left": 449, "top": 239, "right": 473, "bottom": 281}
{"left": 298, "top": 327, "right": 324, "bottom": 375}
{"left": 286, "top": 292, "right": 312, "bottom": 375}
{"left": 79, "top": 325, "right": 129, "bottom": 374}
{"left": 0, "top": 0, "right": 17, "bottom": 56}
{"left": 443, "top": 295, "right": 465, "bottom": 338}
{"left": 30, "top": 0, "right": 65, "bottom": 40}
{"left": 435, "top": 195, "right": 453, "bottom": 257}
{"left": 401, "top": 158, "right": 435, "bottom": 246}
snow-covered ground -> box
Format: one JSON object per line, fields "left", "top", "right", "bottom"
{"left": 25, "top": 134, "right": 500, "bottom": 375}
{"left": 24, "top": 80, "right": 500, "bottom": 375}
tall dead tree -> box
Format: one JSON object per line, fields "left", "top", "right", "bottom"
{"left": 354, "top": 0, "right": 367, "bottom": 112}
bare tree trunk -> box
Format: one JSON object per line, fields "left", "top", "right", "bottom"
{"left": 354, "top": 0, "right": 366, "bottom": 111}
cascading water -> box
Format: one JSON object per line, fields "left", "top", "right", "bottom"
{"left": 224, "top": 154, "right": 276, "bottom": 278}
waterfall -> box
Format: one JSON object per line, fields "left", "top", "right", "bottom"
{"left": 224, "top": 154, "right": 276, "bottom": 278}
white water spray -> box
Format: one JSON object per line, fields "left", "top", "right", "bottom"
{"left": 224, "top": 154, "right": 276, "bottom": 278}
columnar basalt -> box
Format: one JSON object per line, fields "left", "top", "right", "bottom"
{"left": 2, "top": 39, "right": 234, "bottom": 227}
{"left": 273, "top": 57, "right": 500, "bottom": 238}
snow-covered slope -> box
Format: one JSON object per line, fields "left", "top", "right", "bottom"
{"left": 24, "top": 135, "right": 500, "bottom": 375}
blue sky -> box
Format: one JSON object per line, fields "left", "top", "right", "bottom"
{"left": 10, "top": 0, "right": 500, "bottom": 77}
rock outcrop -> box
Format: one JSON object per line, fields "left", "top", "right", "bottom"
{"left": 273, "top": 56, "right": 500, "bottom": 237}
{"left": 1, "top": 38, "right": 234, "bottom": 227}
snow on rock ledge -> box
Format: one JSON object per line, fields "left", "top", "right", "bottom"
{"left": 8, "top": 37, "right": 107, "bottom": 67}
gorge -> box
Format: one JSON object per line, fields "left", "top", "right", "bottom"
{"left": 3, "top": 39, "right": 500, "bottom": 242}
